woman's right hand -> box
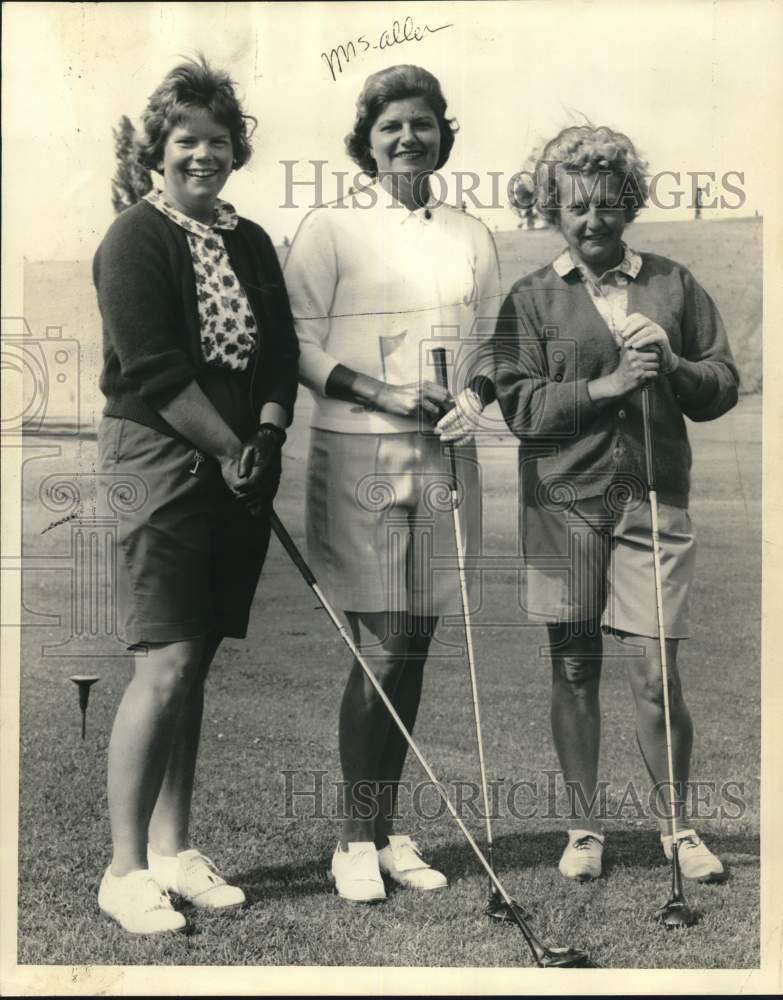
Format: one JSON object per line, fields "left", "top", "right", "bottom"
{"left": 588, "top": 346, "right": 660, "bottom": 402}
{"left": 376, "top": 381, "right": 452, "bottom": 422}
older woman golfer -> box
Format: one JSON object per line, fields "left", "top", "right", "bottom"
{"left": 284, "top": 64, "right": 501, "bottom": 903}
{"left": 93, "top": 56, "right": 298, "bottom": 934}
{"left": 494, "top": 126, "right": 739, "bottom": 882}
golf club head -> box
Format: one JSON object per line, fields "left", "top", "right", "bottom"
{"left": 655, "top": 898, "right": 697, "bottom": 929}
{"left": 536, "top": 946, "right": 595, "bottom": 968}
{"left": 506, "top": 899, "right": 595, "bottom": 968}
{"left": 485, "top": 892, "right": 531, "bottom": 923}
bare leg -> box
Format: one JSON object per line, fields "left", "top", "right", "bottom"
{"left": 107, "top": 638, "right": 205, "bottom": 876}
{"left": 374, "top": 615, "right": 437, "bottom": 848}
{"left": 620, "top": 633, "right": 693, "bottom": 833}
{"left": 548, "top": 623, "right": 603, "bottom": 835}
{"left": 148, "top": 634, "right": 222, "bottom": 856}
{"left": 338, "top": 611, "right": 409, "bottom": 847}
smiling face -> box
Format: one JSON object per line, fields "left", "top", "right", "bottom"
{"left": 556, "top": 168, "right": 627, "bottom": 275}
{"left": 368, "top": 95, "right": 441, "bottom": 191}
{"left": 159, "top": 107, "right": 234, "bottom": 223}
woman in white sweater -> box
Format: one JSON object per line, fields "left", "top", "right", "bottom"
{"left": 284, "top": 64, "right": 501, "bottom": 903}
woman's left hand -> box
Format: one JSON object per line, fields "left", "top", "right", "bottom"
{"left": 435, "top": 388, "right": 483, "bottom": 444}
{"left": 620, "top": 313, "right": 679, "bottom": 374}
{"left": 234, "top": 427, "right": 285, "bottom": 517}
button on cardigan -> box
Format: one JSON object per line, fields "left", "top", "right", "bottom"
{"left": 493, "top": 251, "right": 740, "bottom": 509}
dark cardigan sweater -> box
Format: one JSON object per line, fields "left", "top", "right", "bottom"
{"left": 493, "top": 252, "right": 740, "bottom": 509}
{"left": 94, "top": 199, "right": 299, "bottom": 438}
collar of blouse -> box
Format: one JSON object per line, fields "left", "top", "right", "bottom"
{"left": 552, "top": 242, "right": 643, "bottom": 287}
{"left": 144, "top": 188, "right": 239, "bottom": 236}
{"left": 372, "top": 178, "right": 441, "bottom": 225}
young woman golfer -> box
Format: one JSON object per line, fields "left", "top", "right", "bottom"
{"left": 93, "top": 56, "right": 298, "bottom": 934}
{"left": 493, "top": 125, "right": 739, "bottom": 882}
{"left": 284, "top": 64, "right": 501, "bottom": 903}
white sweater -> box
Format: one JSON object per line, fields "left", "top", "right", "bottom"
{"left": 283, "top": 182, "right": 502, "bottom": 434}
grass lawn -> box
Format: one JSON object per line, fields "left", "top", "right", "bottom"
{"left": 15, "top": 393, "right": 760, "bottom": 970}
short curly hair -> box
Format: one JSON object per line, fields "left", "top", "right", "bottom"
{"left": 137, "top": 54, "right": 256, "bottom": 173}
{"left": 345, "top": 64, "right": 458, "bottom": 176}
{"left": 513, "top": 125, "right": 649, "bottom": 225}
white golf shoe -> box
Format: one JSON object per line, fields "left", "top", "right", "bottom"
{"left": 377, "top": 835, "right": 448, "bottom": 891}
{"left": 330, "top": 842, "right": 386, "bottom": 903}
{"left": 558, "top": 830, "right": 605, "bottom": 881}
{"left": 148, "top": 847, "right": 246, "bottom": 909}
{"left": 661, "top": 829, "right": 726, "bottom": 882}
{"left": 98, "top": 866, "right": 186, "bottom": 935}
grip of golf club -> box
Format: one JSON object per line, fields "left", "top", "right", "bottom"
{"left": 270, "top": 511, "right": 316, "bottom": 586}
{"left": 432, "top": 348, "right": 459, "bottom": 489}
{"left": 641, "top": 384, "right": 657, "bottom": 490}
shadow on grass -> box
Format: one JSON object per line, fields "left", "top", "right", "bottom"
{"left": 231, "top": 830, "right": 758, "bottom": 905}
{"left": 237, "top": 856, "right": 331, "bottom": 905}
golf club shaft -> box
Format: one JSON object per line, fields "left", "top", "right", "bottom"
{"left": 432, "top": 349, "right": 496, "bottom": 860}
{"left": 450, "top": 494, "right": 496, "bottom": 856}
{"left": 269, "top": 512, "right": 529, "bottom": 931}
{"left": 641, "top": 386, "right": 680, "bottom": 843}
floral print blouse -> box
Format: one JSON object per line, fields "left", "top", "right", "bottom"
{"left": 144, "top": 189, "right": 258, "bottom": 371}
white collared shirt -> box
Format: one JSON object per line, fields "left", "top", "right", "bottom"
{"left": 284, "top": 181, "right": 502, "bottom": 433}
{"left": 552, "top": 244, "right": 643, "bottom": 346}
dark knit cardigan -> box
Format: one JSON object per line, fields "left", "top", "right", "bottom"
{"left": 493, "top": 253, "right": 740, "bottom": 509}
{"left": 94, "top": 200, "right": 299, "bottom": 438}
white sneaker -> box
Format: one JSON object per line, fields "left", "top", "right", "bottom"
{"left": 148, "top": 847, "right": 246, "bottom": 910}
{"left": 98, "top": 866, "right": 186, "bottom": 935}
{"left": 558, "top": 830, "right": 605, "bottom": 881}
{"left": 377, "top": 835, "right": 448, "bottom": 891}
{"left": 661, "top": 829, "right": 726, "bottom": 882}
{"left": 330, "top": 842, "right": 386, "bottom": 903}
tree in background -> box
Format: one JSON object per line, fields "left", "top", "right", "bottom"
{"left": 111, "top": 115, "right": 152, "bottom": 214}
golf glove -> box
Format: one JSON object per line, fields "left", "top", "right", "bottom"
{"left": 435, "top": 388, "right": 483, "bottom": 444}
{"left": 239, "top": 424, "right": 286, "bottom": 516}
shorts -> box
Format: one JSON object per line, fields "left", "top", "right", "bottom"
{"left": 521, "top": 494, "right": 695, "bottom": 638}
{"left": 98, "top": 416, "right": 270, "bottom": 646}
{"left": 306, "top": 429, "right": 481, "bottom": 615}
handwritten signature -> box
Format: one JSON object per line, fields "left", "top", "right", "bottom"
{"left": 321, "top": 17, "right": 454, "bottom": 82}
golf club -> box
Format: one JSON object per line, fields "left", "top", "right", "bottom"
{"left": 269, "top": 511, "right": 592, "bottom": 968}
{"left": 70, "top": 675, "right": 100, "bottom": 740}
{"left": 432, "top": 347, "right": 529, "bottom": 925}
{"left": 641, "top": 384, "right": 697, "bottom": 929}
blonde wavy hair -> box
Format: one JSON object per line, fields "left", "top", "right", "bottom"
{"left": 513, "top": 125, "right": 649, "bottom": 225}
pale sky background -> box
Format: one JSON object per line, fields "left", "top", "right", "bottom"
{"left": 2, "top": 0, "right": 781, "bottom": 309}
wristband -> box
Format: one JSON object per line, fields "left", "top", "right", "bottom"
{"left": 258, "top": 422, "right": 287, "bottom": 446}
